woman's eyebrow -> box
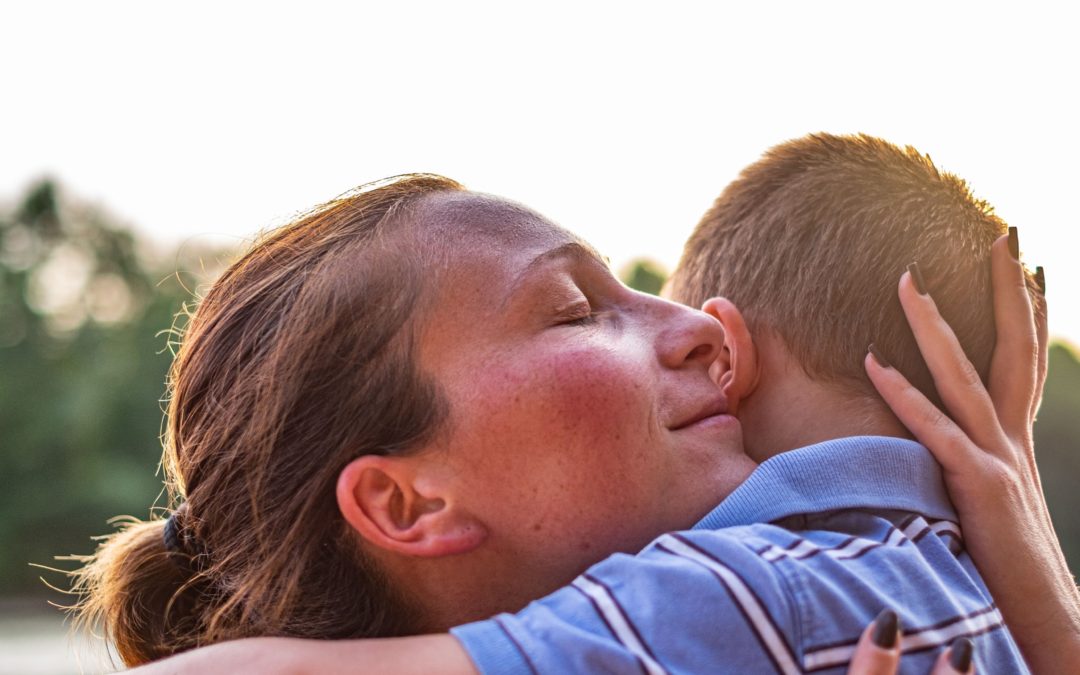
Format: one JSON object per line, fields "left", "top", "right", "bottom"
{"left": 502, "top": 241, "right": 609, "bottom": 307}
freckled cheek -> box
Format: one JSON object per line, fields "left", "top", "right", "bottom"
{"left": 449, "top": 349, "right": 662, "bottom": 533}
{"left": 521, "top": 350, "right": 651, "bottom": 445}
{"left": 543, "top": 358, "right": 656, "bottom": 500}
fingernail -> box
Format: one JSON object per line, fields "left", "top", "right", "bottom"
{"left": 1035, "top": 266, "right": 1045, "bottom": 294}
{"left": 1008, "top": 226, "right": 1019, "bottom": 260}
{"left": 907, "top": 262, "right": 929, "bottom": 296}
{"left": 949, "top": 637, "right": 973, "bottom": 672}
{"left": 868, "top": 343, "right": 892, "bottom": 370}
{"left": 871, "top": 608, "right": 900, "bottom": 648}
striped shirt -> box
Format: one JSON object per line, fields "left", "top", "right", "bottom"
{"left": 450, "top": 436, "right": 1028, "bottom": 674}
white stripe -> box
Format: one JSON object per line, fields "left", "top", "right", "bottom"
{"left": 930, "top": 520, "right": 962, "bottom": 541}
{"left": 572, "top": 576, "right": 667, "bottom": 675}
{"left": 762, "top": 539, "right": 816, "bottom": 562}
{"left": 660, "top": 535, "right": 800, "bottom": 675}
{"left": 803, "top": 607, "right": 1004, "bottom": 671}
{"left": 761, "top": 534, "right": 886, "bottom": 563}
{"left": 830, "top": 538, "right": 877, "bottom": 559}
{"left": 761, "top": 518, "right": 953, "bottom": 564}
{"left": 902, "top": 516, "right": 929, "bottom": 540}
{"left": 883, "top": 526, "right": 908, "bottom": 547}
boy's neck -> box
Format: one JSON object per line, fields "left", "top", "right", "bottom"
{"left": 739, "top": 340, "right": 913, "bottom": 463}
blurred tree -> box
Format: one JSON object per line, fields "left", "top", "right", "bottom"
{"left": 620, "top": 258, "right": 668, "bottom": 296}
{"left": 1033, "top": 343, "right": 1080, "bottom": 575}
{"left": 0, "top": 180, "right": 230, "bottom": 597}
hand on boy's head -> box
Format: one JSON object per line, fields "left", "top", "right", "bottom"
{"left": 865, "top": 233, "right": 1080, "bottom": 669}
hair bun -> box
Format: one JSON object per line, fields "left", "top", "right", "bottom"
{"left": 162, "top": 505, "right": 186, "bottom": 556}
{"left": 162, "top": 503, "right": 203, "bottom": 572}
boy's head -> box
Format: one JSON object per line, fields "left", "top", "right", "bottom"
{"left": 671, "top": 133, "right": 1020, "bottom": 408}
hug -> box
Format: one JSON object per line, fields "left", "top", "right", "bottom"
{"left": 73, "top": 134, "right": 1079, "bottom": 673}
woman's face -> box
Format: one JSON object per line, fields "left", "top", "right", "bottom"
{"left": 414, "top": 193, "right": 756, "bottom": 591}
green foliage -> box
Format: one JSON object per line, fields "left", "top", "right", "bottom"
{"left": 620, "top": 258, "right": 668, "bottom": 296}
{"left": 0, "top": 180, "right": 228, "bottom": 596}
{"left": 1034, "top": 343, "right": 1080, "bottom": 576}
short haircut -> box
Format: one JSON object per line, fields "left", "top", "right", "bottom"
{"left": 670, "top": 133, "right": 1023, "bottom": 402}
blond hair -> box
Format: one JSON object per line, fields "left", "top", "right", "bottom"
{"left": 672, "top": 133, "right": 1028, "bottom": 401}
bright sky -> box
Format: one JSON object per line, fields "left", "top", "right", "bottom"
{"left": 4, "top": 2, "right": 1077, "bottom": 344}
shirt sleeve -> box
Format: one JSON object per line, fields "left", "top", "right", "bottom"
{"left": 450, "top": 530, "right": 801, "bottom": 675}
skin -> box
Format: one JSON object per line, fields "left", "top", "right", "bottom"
{"left": 339, "top": 194, "right": 756, "bottom": 628}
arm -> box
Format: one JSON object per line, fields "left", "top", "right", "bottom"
{"left": 130, "top": 541, "right": 878, "bottom": 675}
{"left": 130, "top": 612, "right": 961, "bottom": 675}
{"left": 127, "top": 634, "right": 476, "bottom": 675}
{"left": 865, "top": 233, "right": 1080, "bottom": 671}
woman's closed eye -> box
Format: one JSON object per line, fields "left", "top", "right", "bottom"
{"left": 557, "top": 301, "right": 599, "bottom": 327}
{"left": 562, "top": 312, "right": 598, "bottom": 327}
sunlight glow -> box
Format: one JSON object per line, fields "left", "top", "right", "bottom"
{"left": 3, "top": 1, "right": 1076, "bottom": 344}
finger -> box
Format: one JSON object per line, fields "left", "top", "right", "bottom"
{"left": 865, "top": 351, "right": 976, "bottom": 476}
{"left": 847, "top": 610, "right": 901, "bottom": 675}
{"left": 987, "top": 231, "right": 1039, "bottom": 435}
{"left": 895, "top": 267, "right": 1006, "bottom": 452}
{"left": 932, "top": 638, "right": 975, "bottom": 674}
{"left": 1023, "top": 277, "right": 1049, "bottom": 482}
{"left": 1029, "top": 271, "right": 1048, "bottom": 424}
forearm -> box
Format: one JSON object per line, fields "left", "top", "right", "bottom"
{"left": 128, "top": 634, "right": 476, "bottom": 675}
{"left": 977, "top": 497, "right": 1080, "bottom": 672}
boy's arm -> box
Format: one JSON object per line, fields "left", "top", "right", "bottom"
{"left": 128, "top": 620, "right": 914, "bottom": 675}
{"left": 130, "top": 534, "right": 792, "bottom": 674}
{"left": 128, "top": 634, "right": 476, "bottom": 675}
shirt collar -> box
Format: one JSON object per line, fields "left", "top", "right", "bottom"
{"left": 693, "top": 436, "right": 957, "bottom": 531}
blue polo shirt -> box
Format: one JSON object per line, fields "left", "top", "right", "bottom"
{"left": 450, "top": 437, "right": 1028, "bottom": 674}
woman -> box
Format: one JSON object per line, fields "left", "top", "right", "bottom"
{"left": 74, "top": 175, "right": 1077, "bottom": 671}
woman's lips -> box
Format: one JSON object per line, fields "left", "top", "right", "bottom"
{"left": 670, "top": 399, "right": 733, "bottom": 431}
{"left": 672, "top": 412, "right": 738, "bottom": 432}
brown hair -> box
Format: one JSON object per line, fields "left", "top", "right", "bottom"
{"left": 671, "top": 133, "right": 1029, "bottom": 401}
{"left": 70, "top": 174, "right": 464, "bottom": 665}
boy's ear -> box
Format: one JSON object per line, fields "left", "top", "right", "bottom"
{"left": 701, "top": 297, "right": 760, "bottom": 415}
{"left": 336, "top": 455, "right": 487, "bottom": 558}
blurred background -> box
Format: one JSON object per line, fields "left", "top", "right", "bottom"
{"left": 2, "top": 2, "right": 1078, "bottom": 672}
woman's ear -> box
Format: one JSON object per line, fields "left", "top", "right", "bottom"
{"left": 701, "top": 297, "right": 759, "bottom": 416}
{"left": 336, "top": 455, "right": 487, "bottom": 558}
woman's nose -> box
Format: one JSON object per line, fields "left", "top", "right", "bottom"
{"left": 654, "top": 300, "right": 723, "bottom": 370}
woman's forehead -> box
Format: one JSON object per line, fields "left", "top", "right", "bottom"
{"left": 408, "top": 191, "right": 598, "bottom": 319}
{"left": 411, "top": 191, "right": 573, "bottom": 245}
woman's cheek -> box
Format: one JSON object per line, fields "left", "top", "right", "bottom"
{"left": 535, "top": 346, "right": 648, "bottom": 439}
{"left": 450, "top": 343, "right": 657, "bottom": 486}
